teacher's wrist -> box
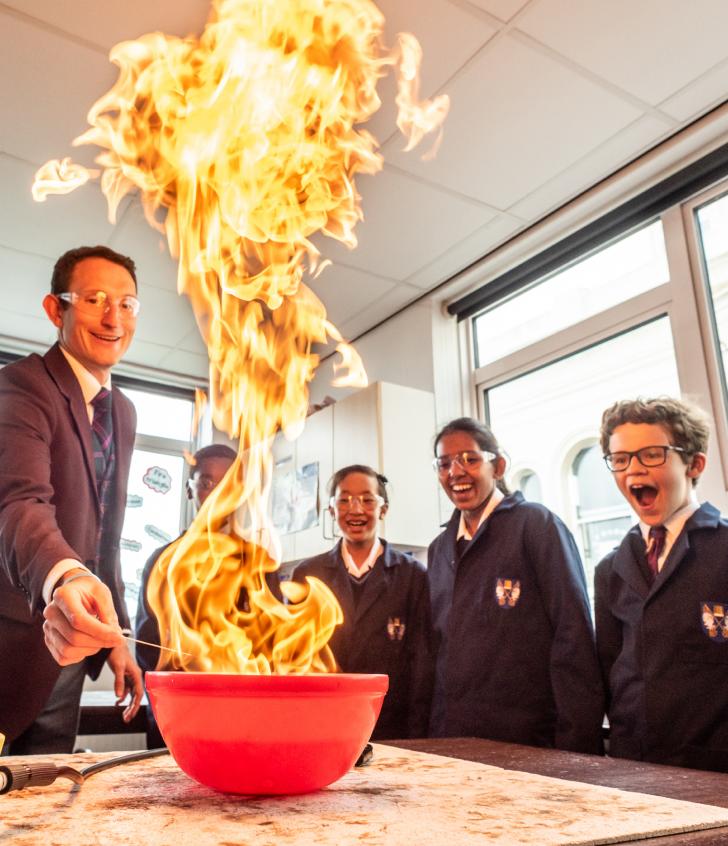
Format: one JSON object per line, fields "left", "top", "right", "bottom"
{"left": 52, "top": 568, "right": 97, "bottom": 598}
{"left": 44, "top": 562, "right": 96, "bottom": 604}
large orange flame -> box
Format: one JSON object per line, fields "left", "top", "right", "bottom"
{"left": 33, "top": 0, "right": 448, "bottom": 673}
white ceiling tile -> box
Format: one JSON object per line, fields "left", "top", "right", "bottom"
{"left": 0, "top": 1, "right": 210, "bottom": 51}
{"left": 516, "top": 0, "right": 728, "bottom": 106}
{"left": 0, "top": 248, "right": 54, "bottom": 316}
{"left": 466, "top": 0, "right": 530, "bottom": 22}
{"left": 509, "top": 114, "right": 673, "bottom": 220}
{"left": 124, "top": 339, "right": 172, "bottom": 370}
{"left": 0, "top": 155, "right": 124, "bottom": 258}
{"left": 306, "top": 265, "right": 399, "bottom": 327}
{"left": 156, "top": 347, "right": 209, "bottom": 380}
{"left": 338, "top": 282, "right": 422, "bottom": 340}
{"left": 0, "top": 12, "right": 116, "bottom": 167}
{"left": 0, "top": 312, "right": 55, "bottom": 349}
{"left": 176, "top": 328, "right": 208, "bottom": 355}
{"left": 110, "top": 201, "right": 180, "bottom": 294}
{"left": 133, "top": 285, "right": 199, "bottom": 348}
{"left": 366, "top": 0, "right": 497, "bottom": 144}
{"left": 314, "top": 168, "right": 497, "bottom": 280}
{"left": 405, "top": 213, "right": 525, "bottom": 290}
{"left": 384, "top": 34, "right": 642, "bottom": 209}
{"left": 659, "top": 60, "right": 728, "bottom": 121}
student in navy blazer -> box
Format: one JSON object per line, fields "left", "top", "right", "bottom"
{"left": 596, "top": 397, "right": 728, "bottom": 772}
{"left": 428, "top": 418, "right": 604, "bottom": 754}
{"left": 293, "top": 465, "right": 434, "bottom": 740}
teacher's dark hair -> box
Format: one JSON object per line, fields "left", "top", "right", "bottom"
{"left": 51, "top": 245, "right": 138, "bottom": 295}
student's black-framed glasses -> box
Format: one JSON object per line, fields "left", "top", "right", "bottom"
{"left": 432, "top": 449, "right": 496, "bottom": 474}
{"left": 603, "top": 445, "right": 686, "bottom": 472}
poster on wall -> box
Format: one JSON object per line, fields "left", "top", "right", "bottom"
{"left": 119, "top": 449, "right": 185, "bottom": 624}
{"left": 272, "top": 460, "right": 320, "bottom": 535}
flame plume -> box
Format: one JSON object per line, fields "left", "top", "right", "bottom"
{"left": 33, "top": 0, "right": 448, "bottom": 673}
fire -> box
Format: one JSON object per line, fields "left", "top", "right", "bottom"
{"left": 33, "top": 0, "right": 448, "bottom": 673}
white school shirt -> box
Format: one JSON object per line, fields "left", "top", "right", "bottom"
{"left": 341, "top": 538, "right": 383, "bottom": 579}
{"left": 457, "top": 487, "right": 505, "bottom": 541}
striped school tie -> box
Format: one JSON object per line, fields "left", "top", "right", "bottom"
{"left": 646, "top": 525, "right": 667, "bottom": 579}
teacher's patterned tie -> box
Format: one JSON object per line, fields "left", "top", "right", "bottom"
{"left": 646, "top": 525, "right": 667, "bottom": 579}
{"left": 91, "top": 388, "right": 116, "bottom": 568}
{"left": 91, "top": 388, "right": 113, "bottom": 483}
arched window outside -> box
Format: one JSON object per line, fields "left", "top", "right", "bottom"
{"left": 515, "top": 470, "right": 543, "bottom": 504}
{"left": 572, "top": 443, "right": 632, "bottom": 600}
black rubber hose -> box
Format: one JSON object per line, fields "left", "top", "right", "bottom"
{"left": 2, "top": 742, "right": 368, "bottom": 795}
{"left": 80, "top": 747, "right": 169, "bottom": 779}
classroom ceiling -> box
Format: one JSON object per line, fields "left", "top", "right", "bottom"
{"left": 2, "top": 0, "right": 728, "bottom": 383}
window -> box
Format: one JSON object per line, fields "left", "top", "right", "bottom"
{"left": 117, "top": 384, "right": 196, "bottom": 624}
{"left": 571, "top": 444, "right": 631, "bottom": 598}
{"left": 514, "top": 470, "right": 543, "bottom": 504}
{"left": 121, "top": 386, "right": 194, "bottom": 441}
{"left": 474, "top": 221, "right": 669, "bottom": 368}
{"left": 485, "top": 318, "right": 680, "bottom": 578}
{"left": 695, "top": 191, "right": 728, "bottom": 409}
{"left": 465, "top": 161, "right": 728, "bottom": 599}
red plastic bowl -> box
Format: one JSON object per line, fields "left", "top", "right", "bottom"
{"left": 145, "top": 672, "right": 388, "bottom": 795}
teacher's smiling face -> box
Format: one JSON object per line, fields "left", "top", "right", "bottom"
{"left": 43, "top": 257, "right": 138, "bottom": 383}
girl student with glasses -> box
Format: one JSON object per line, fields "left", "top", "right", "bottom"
{"left": 427, "top": 418, "right": 604, "bottom": 754}
{"left": 292, "top": 464, "right": 435, "bottom": 740}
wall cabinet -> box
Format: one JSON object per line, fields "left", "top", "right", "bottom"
{"left": 272, "top": 381, "right": 440, "bottom": 567}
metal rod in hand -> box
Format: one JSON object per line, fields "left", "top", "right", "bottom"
{"left": 121, "top": 630, "right": 193, "bottom": 659}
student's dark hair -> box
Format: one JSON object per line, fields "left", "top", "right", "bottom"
{"left": 600, "top": 398, "right": 710, "bottom": 457}
{"left": 51, "top": 245, "right": 138, "bottom": 295}
{"left": 328, "top": 464, "right": 389, "bottom": 504}
{"left": 189, "top": 444, "right": 237, "bottom": 477}
{"left": 434, "top": 417, "right": 510, "bottom": 494}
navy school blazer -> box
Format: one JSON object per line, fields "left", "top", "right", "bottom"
{"left": 427, "top": 491, "right": 605, "bottom": 754}
{"left": 596, "top": 502, "right": 728, "bottom": 772}
{"left": 292, "top": 540, "right": 435, "bottom": 740}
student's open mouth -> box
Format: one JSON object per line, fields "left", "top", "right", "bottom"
{"left": 630, "top": 484, "right": 658, "bottom": 507}
{"left": 346, "top": 518, "right": 368, "bottom": 528}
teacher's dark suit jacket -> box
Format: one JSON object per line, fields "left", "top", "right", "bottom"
{"left": 0, "top": 343, "right": 136, "bottom": 742}
{"left": 293, "top": 541, "right": 435, "bottom": 740}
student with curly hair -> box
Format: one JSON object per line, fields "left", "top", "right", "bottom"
{"left": 595, "top": 397, "right": 728, "bottom": 772}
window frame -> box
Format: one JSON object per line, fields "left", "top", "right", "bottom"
{"left": 115, "top": 376, "right": 200, "bottom": 533}
{"left": 680, "top": 182, "right": 728, "bottom": 488}
{"left": 114, "top": 379, "right": 202, "bottom": 625}
{"left": 470, "top": 192, "right": 728, "bottom": 524}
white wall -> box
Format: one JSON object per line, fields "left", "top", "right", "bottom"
{"left": 310, "top": 299, "right": 435, "bottom": 405}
